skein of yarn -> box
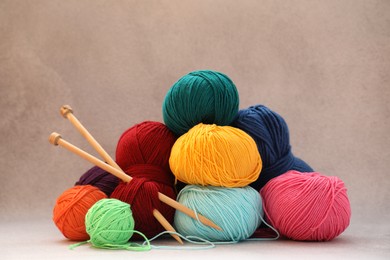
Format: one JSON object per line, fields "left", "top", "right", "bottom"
{"left": 115, "top": 121, "right": 177, "bottom": 182}
{"left": 52, "top": 185, "right": 107, "bottom": 241}
{"left": 75, "top": 166, "right": 120, "bottom": 196}
{"left": 232, "top": 104, "right": 313, "bottom": 190}
{"left": 111, "top": 121, "right": 177, "bottom": 238}
{"left": 162, "top": 70, "right": 239, "bottom": 136}
{"left": 169, "top": 123, "right": 262, "bottom": 188}
{"left": 110, "top": 179, "right": 176, "bottom": 239}
{"left": 85, "top": 198, "right": 150, "bottom": 251}
{"left": 261, "top": 170, "right": 351, "bottom": 241}
{"left": 174, "top": 185, "right": 263, "bottom": 242}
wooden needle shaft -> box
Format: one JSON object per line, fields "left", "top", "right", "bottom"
{"left": 158, "top": 192, "right": 221, "bottom": 230}
{"left": 60, "top": 106, "right": 183, "bottom": 243}
{"left": 152, "top": 209, "right": 183, "bottom": 244}
{"left": 60, "top": 107, "right": 184, "bottom": 244}
{"left": 49, "top": 132, "right": 222, "bottom": 231}
{"left": 50, "top": 133, "right": 183, "bottom": 243}
{"left": 60, "top": 105, "right": 121, "bottom": 170}
{"left": 49, "top": 132, "right": 132, "bottom": 182}
{"left": 59, "top": 106, "right": 221, "bottom": 230}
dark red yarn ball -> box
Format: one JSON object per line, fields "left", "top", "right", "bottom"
{"left": 110, "top": 177, "right": 176, "bottom": 239}
{"left": 75, "top": 166, "right": 120, "bottom": 196}
{"left": 111, "top": 121, "right": 177, "bottom": 238}
{"left": 116, "top": 121, "right": 177, "bottom": 180}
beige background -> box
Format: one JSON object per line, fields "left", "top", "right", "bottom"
{"left": 1, "top": 0, "right": 389, "bottom": 259}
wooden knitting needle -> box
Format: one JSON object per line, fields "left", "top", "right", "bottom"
{"left": 59, "top": 105, "right": 221, "bottom": 231}
{"left": 49, "top": 133, "right": 222, "bottom": 231}
{"left": 59, "top": 106, "right": 183, "bottom": 244}
{"left": 60, "top": 105, "right": 122, "bottom": 171}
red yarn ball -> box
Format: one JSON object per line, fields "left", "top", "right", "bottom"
{"left": 261, "top": 170, "right": 351, "bottom": 241}
{"left": 116, "top": 121, "right": 177, "bottom": 181}
{"left": 112, "top": 121, "right": 177, "bottom": 238}
{"left": 110, "top": 178, "right": 176, "bottom": 238}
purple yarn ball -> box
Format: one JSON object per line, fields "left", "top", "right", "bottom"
{"left": 75, "top": 166, "right": 120, "bottom": 196}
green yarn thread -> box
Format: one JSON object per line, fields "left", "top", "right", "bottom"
{"left": 162, "top": 70, "right": 239, "bottom": 136}
{"left": 84, "top": 198, "right": 151, "bottom": 251}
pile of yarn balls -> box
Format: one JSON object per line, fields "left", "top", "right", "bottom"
{"left": 52, "top": 70, "right": 351, "bottom": 249}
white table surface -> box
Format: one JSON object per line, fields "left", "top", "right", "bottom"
{"left": 2, "top": 217, "right": 389, "bottom": 260}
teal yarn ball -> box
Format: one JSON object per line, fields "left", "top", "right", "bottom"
{"left": 85, "top": 198, "right": 135, "bottom": 248}
{"left": 174, "top": 185, "right": 263, "bottom": 242}
{"left": 162, "top": 70, "right": 239, "bottom": 136}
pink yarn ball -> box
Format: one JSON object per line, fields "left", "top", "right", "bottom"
{"left": 261, "top": 170, "right": 351, "bottom": 241}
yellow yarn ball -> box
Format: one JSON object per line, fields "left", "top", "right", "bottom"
{"left": 169, "top": 123, "right": 262, "bottom": 188}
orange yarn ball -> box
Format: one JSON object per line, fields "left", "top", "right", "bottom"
{"left": 52, "top": 185, "right": 107, "bottom": 241}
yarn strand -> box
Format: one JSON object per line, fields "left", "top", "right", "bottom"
{"left": 69, "top": 230, "right": 151, "bottom": 251}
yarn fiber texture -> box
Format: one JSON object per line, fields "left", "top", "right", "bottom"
{"left": 169, "top": 123, "right": 262, "bottom": 188}
{"left": 261, "top": 170, "right": 351, "bottom": 241}
{"left": 174, "top": 185, "right": 263, "bottom": 242}
{"left": 83, "top": 198, "right": 149, "bottom": 251}
{"left": 112, "top": 121, "right": 177, "bottom": 238}
{"left": 75, "top": 166, "right": 120, "bottom": 196}
{"left": 110, "top": 178, "right": 176, "bottom": 239}
{"left": 116, "top": 121, "right": 177, "bottom": 182}
{"left": 86, "top": 198, "right": 135, "bottom": 247}
{"left": 53, "top": 185, "right": 107, "bottom": 241}
{"left": 162, "top": 70, "right": 239, "bottom": 136}
{"left": 232, "top": 104, "right": 313, "bottom": 190}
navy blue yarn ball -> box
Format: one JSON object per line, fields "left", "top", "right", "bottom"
{"left": 231, "top": 104, "right": 313, "bottom": 190}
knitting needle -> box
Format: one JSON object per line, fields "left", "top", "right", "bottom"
{"left": 59, "top": 106, "right": 183, "bottom": 244}
{"left": 59, "top": 105, "right": 221, "bottom": 231}
{"left": 60, "top": 105, "right": 121, "bottom": 172}
{"left": 49, "top": 132, "right": 222, "bottom": 231}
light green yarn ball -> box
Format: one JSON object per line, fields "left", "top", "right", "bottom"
{"left": 85, "top": 198, "right": 135, "bottom": 248}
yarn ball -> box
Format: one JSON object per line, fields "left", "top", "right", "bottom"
{"left": 52, "top": 185, "right": 107, "bottom": 241}
{"left": 110, "top": 179, "right": 176, "bottom": 239}
{"left": 162, "top": 70, "right": 239, "bottom": 136}
{"left": 85, "top": 198, "right": 135, "bottom": 247}
{"left": 260, "top": 170, "right": 351, "bottom": 241}
{"left": 174, "top": 185, "right": 264, "bottom": 242}
{"left": 116, "top": 121, "right": 177, "bottom": 182}
{"left": 169, "top": 123, "right": 262, "bottom": 187}
{"left": 75, "top": 166, "right": 120, "bottom": 196}
{"left": 232, "top": 104, "right": 313, "bottom": 190}
{"left": 112, "top": 121, "right": 177, "bottom": 238}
